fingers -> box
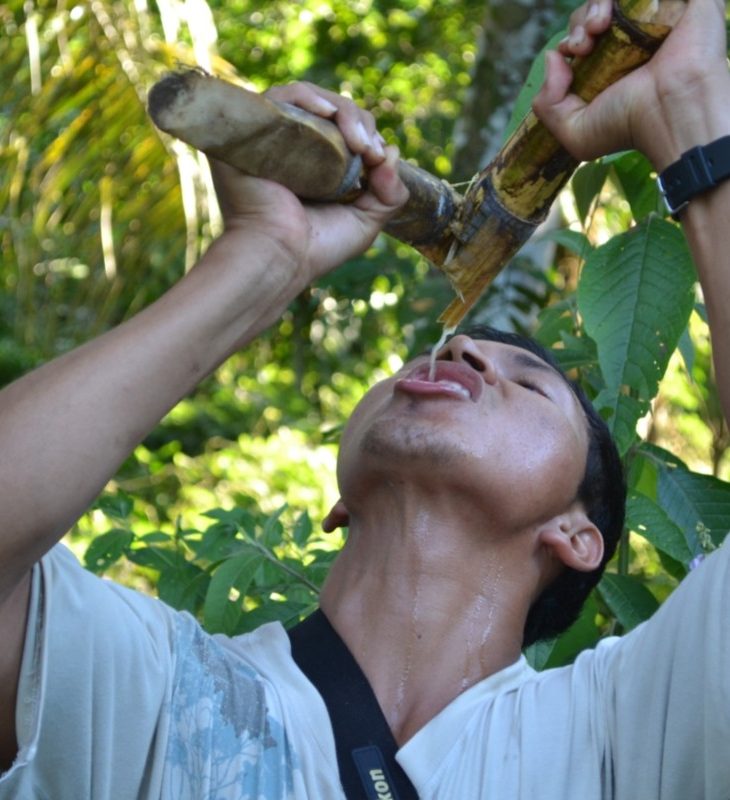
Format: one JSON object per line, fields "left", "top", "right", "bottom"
{"left": 558, "top": 0, "right": 612, "bottom": 57}
{"left": 357, "top": 145, "right": 410, "bottom": 213}
{"left": 532, "top": 49, "right": 586, "bottom": 153}
{"left": 532, "top": 50, "right": 605, "bottom": 162}
{"left": 265, "top": 81, "right": 386, "bottom": 166}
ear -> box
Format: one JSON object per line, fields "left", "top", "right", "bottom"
{"left": 537, "top": 504, "right": 603, "bottom": 573}
{"left": 322, "top": 499, "right": 350, "bottom": 532}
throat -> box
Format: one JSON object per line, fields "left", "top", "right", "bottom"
{"left": 321, "top": 573, "right": 524, "bottom": 745}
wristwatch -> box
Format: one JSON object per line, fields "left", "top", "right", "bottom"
{"left": 657, "top": 135, "right": 730, "bottom": 219}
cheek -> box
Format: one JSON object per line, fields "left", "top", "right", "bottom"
{"left": 491, "top": 415, "right": 585, "bottom": 512}
{"left": 340, "top": 381, "right": 391, "bottom": 446}
{"left": 337, "top": 380, "right": 394, "bottom": 470}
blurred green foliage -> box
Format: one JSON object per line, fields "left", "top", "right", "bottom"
{"left": 2, "top": 0, "right": 730, "bottom": 667}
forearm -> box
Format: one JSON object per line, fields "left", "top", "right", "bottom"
{"left": 655, "top": 71, "right": 730, "bottom": 424}
{"left": 0, "top": 231, "right": 301, "bottom": 598}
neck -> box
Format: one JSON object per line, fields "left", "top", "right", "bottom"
{"left": 319, "top": 486, "right": 538, "bottom": 745}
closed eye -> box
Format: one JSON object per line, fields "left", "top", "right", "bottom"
{"left": 517, "top": 379, "right": 548, "bottom": 397}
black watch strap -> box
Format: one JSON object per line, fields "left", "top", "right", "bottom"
{"left": 657, "top": 135, "right": 730, "bottom": 219}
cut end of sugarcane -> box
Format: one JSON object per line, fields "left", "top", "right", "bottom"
{"left": 435, "top": 172, "right": 540, "bottom": 328}
{"left": 437, "top": 299, "right": 470, "bottom": 329}
{"left": 437, "top": 276, "right": 496, "bottom": 328}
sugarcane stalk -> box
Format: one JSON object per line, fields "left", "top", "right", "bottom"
{"left": 437, "top": 0, "right": 683, "bottom": 327}
{"left": 147, "top": 71, "right": 460, "bottom": 260}
{"left": 148, "top": 0, "right": 683, "bottom": 326}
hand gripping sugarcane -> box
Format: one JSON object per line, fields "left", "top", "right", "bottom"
{"left": 148, "top": 0, "right": 684, "bottom": 327}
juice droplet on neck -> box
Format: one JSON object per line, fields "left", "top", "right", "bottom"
{"left": 428, "top": 325, "right": 456, "bottom": 381}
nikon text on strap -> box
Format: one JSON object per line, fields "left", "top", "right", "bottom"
{"left": 287, "top": 609, "right": 419, "bottom": 800}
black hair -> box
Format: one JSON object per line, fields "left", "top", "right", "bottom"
{"left": 458, "top": 324, "right": 626, "bottom": 647}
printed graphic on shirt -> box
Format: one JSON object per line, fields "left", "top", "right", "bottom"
{"left": 164, "top": 615, "right": 298, "bottom": 799}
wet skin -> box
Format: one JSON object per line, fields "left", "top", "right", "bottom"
{"left": 336, "top": 335, "right": 590, "bottom": 534}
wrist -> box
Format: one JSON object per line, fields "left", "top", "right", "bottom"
{"left": 658, "top": 135, "right": 730, "bottom": 220}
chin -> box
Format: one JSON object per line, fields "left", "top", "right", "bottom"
{"left": 369, "top": 417, "right": 463, "bottom": 458}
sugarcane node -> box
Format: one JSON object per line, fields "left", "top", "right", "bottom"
{"left": 446, "top": 178, "right": 538, "bottom": 280}
{"left": 611, "top": 0, "right": 674, "bottom": 52}
{"left": 147, "top": 69, "right": 467, "bottom": 252}
{"left": 435, "top": 0, "right": 682, "bottom": 326}
{"left": 437, "top": 177, "right": 539, "bottom": 326}
{"left": 383, "top": 161, "right": 461, "bottom": 247}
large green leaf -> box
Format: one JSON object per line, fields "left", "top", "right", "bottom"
{"left": 657, "top": 462, "right": 730, "bottom": 554}
{"left": 598, "top": 572, "right": 659, "bottom": 631}
{"left": 578, "top": 217, "right": 696, "bottom": 453}
{"left": 625, "top": 491, "right": 693, "bottom": 566}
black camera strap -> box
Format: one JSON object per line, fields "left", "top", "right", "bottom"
{"left": 287, "top": 609, "right": 419, "bottom": 800}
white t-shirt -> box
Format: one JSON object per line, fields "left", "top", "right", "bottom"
{"left": 1, "top": 540, "right": 729, "bottom": 799}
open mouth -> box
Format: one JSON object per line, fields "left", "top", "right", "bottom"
{"left": 394, "top": 362, "right": 483, "bottom": 402}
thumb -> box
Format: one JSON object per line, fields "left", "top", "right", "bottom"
{"left": 353, "top": 145, "right": 410, "bottom": 217}
{"left": 532, "top": 49, "right": 632, "bottom": 162}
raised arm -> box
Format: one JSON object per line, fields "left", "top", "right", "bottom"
{"left": 0, "top": 83, "right": 405, "bottom": 600}
{"left": 533, "top": 0, "right": 730, "bottom": 421}
{"left": 0, "top": 84, "right": 406, "bottom": 767}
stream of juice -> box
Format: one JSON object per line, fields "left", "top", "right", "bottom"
{"left": 427, "top": 325, "right": 456, "bottom": 381}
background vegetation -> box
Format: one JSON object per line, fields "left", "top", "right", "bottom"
{"left": 1, "top": 0, "right": 729, "bottom": 665}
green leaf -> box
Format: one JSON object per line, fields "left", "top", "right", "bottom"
{"left": 192, "top": 521, "right": 240, "bottom": 562}
{"left": 203, "top": 506, "right": 255, "bottom": 532}
{"left": 127, "top": 545, "right": 181, "bottom": 572}
{"left": 504, "top": 29, "right": 566, "bottom": 139}
{"left": 551, "top": 332, "right": 598, "bottom": 373}
{"left": 534, "top": 298, "right": 577, "bottom": 349}
{"left": 578, "top": 217, "right": 696, "bottom": 453}
{"left": 610, "top": 151, "right": 662, "bottom": 221}
{"left": 262, "top": 505, "right": 287, "bottom": 548}
{"left": 158, "top": 563, "right": 209, "bottom": 616}
{"left": 598, "top": 573, "right": 659, "bottom": 631}
{"left": 203, "top": 551, "right": 262, "bottom": 634}
{"left": 657, "top": 463, "right": 730, "bottom": 553}
{"left": 625, "top": 491, "right": 693, "bottom": 565}
{"left": 591, "top": 387, "right": 645, "bottom": 455}
{"left": 292, "top": 511, "right": 313, "bottom": 547}
{"left": 539, "top": 228, "right": 594, "bottom": 258}
{"left": 542, "top": 595, "right": 602, "bottom": 668}
{"left": 572, "top": 161, "right": 610, "bottom": 224}
{"left": 95, "top": 492, "right": 134, "bottom": 521}
{"left": 523, "top": 637, "right": 558, "bottom": 671}
{"left": 139, "top": 531, "right": 171, "bottom": 544}
{"left": 237, "top": 599, "right": 314, "bottom": 634}
{"left": 84, "top": 528, "right": 134, "bottom": 574}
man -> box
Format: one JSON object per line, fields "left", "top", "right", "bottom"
{"left": 1, "top": 0, "right": 728, "bottom": 796}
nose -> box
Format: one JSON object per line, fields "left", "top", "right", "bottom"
{"left": 438, "top": 335, "right": 498, "bottom": 384}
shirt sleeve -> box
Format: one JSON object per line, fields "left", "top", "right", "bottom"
{"left": 0, "top": 545, "right": 334, "bottom": 800}
{"left": 596, "top": 538, "right": 730, "bottom": 799}
{"left": 0, "top": 544, "right": 177, "bottom": 800}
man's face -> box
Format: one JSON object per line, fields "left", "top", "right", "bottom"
{"left": 336, "top": 335, "right": 590, "bottom": 531}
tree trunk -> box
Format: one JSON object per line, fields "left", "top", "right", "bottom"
{"left": 450, "top": 0, "right": 564, "bottom": 182}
